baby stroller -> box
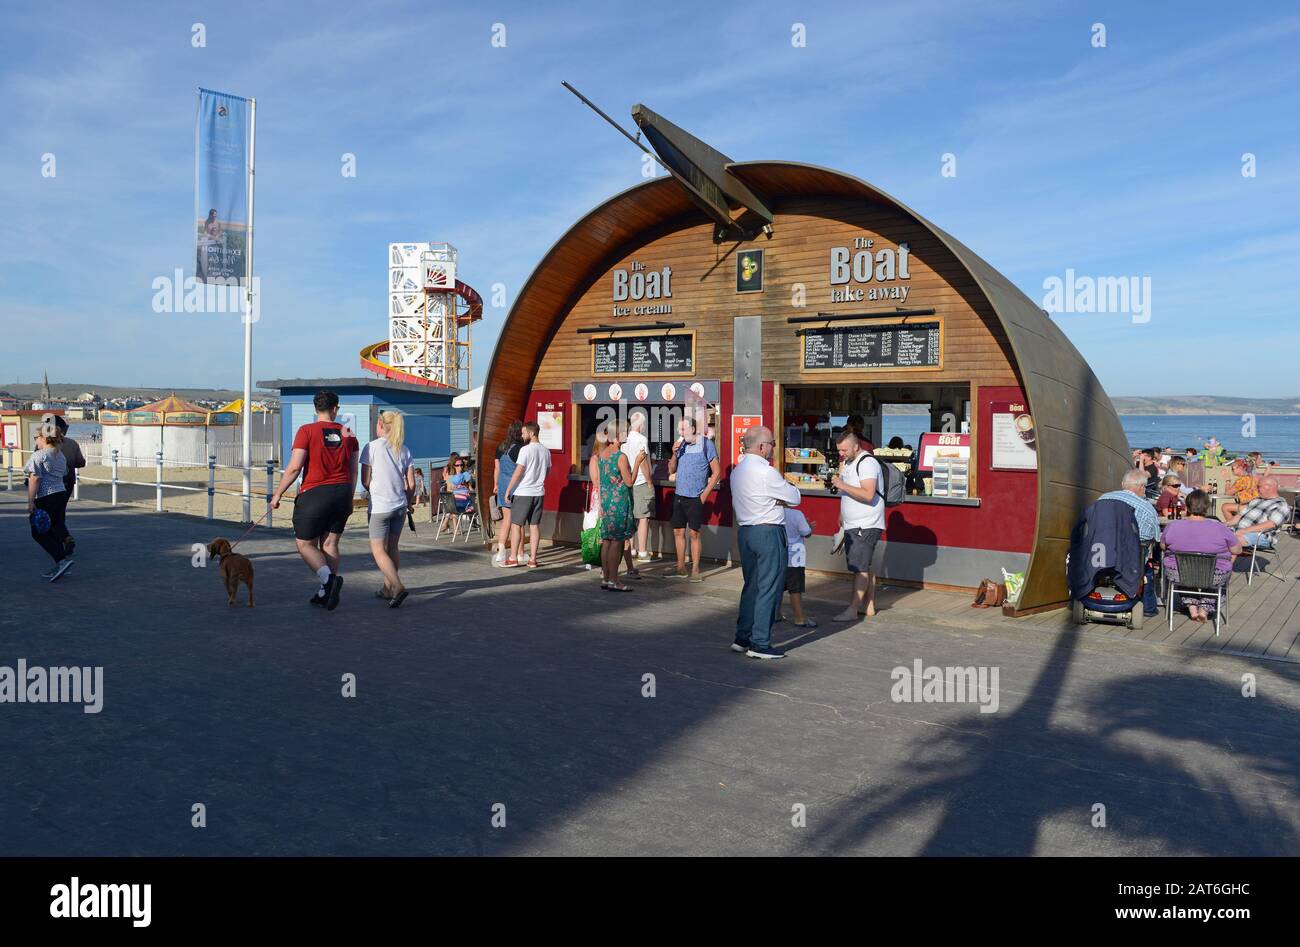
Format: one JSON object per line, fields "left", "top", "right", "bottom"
{"left": 1066, "top": 497, "right": 1147, "bottom": 630}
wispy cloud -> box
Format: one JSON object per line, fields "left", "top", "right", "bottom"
{"left": 0, "top": 0, "right": 1297, "bottom": 397}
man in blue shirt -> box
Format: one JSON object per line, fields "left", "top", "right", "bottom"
{"left": 1097, "top": 468, "right": 1160, "bottom": 616}
{"left": 667, "top": 415, "right": 721, "bottom": 582}
{"left": 1098, "top": 469, "right": 1160, "bottom": 543}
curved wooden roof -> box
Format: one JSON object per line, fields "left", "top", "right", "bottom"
{"left": 478, "top": 161, "right": 1129, "bottom": 611}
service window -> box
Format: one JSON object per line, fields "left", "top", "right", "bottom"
{"left": 781, "top": 383, "right": 972, "bottom": 497}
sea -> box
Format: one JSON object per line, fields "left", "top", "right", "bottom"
{"left": 878, "top": 414, "right": 1300, "bottom": 463}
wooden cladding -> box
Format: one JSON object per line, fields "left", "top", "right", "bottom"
{"left": 531, "top": 197, "right": 1021, "bottom": 391}
{"left": 479, "top": 161, "right": 1131, "bottom": 610}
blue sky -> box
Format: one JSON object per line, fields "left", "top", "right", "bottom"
{"left": 2, "top": 0, "right": 1297, "bottom": 397}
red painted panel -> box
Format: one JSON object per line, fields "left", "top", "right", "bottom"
{"left": 794, "top": 385, "right": 1036, "bottom": 554}
{"left": 522, "top": 381, "right": 1043, "bottom": 554}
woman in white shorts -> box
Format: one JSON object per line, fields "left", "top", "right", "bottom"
{"left": 360, "top": 411, "right": 415, "bottom": 608}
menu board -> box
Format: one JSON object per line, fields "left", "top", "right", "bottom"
{"left": 990, "top": 401, "right": 1038, "bottom": 470}
{"left": 537, "top": 411, "right": 564, "bottom": 451}
{"left": 592, "top": 333, "right": 694, "bottom": 375}
{"left": 803, "top": 321, "right": 941, "bottom": 371}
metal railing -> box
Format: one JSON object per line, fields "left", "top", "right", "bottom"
{"left": 4, "top": 445, "right": 288, "bottom": 525}
{"left": 80, "top": 441, "right": 278, "bottom": 469}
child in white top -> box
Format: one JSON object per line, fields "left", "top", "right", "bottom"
{"left": 780, "top": 507, "right": 817, "bottom": 628}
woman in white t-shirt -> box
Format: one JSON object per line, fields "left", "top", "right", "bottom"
{"left": 360, "top": 411, "right": 415, "bottom": 608}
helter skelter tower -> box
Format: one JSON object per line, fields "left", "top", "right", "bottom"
{"left": 359, "top": 242, "right": 483, "bottom": 390}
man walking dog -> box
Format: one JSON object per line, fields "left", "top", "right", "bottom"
{"left": 271, "top": 390, "right": 359, "bottom": 610}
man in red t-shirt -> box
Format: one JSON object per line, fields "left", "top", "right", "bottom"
{"left": 271, "top": 390, "right": 359, "bottom": 610}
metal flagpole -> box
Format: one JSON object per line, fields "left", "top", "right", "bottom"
{"left": 242, "top": 96, "right": 257, "bottom": 523}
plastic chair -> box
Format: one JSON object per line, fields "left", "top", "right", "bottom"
{"left": 457, "top": 499, "right": 482, "bottom": 543}
{"left": 1247, "top": 527, "right": 1279, "bottom": 585}
{"left": 1166, "top": 552, "right": 1228, "bottom": 636}
{"left": 434, "top": 492, "right": 481, "bottom": 542}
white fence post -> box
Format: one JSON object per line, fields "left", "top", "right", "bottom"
{"left": 5, "top": 446, "right": 12, "bottom": 490}
{"left": 208, "top": 455, "right": 216, "bottom": 521}
{"left": 265, "top": 459, "right": 274, "bottom": 528}
{"left": 155, "top": 451, "right": 163, "bottom": 512}
{"left": 111, "top": 450, "right": 119, "bottom": 506}
{"left": 73, "top": 466, "right": 79, "bottom": 501}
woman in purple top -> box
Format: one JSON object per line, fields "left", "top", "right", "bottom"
{"left": 1161, "top": 489, "right": 1242, "bottom": 622}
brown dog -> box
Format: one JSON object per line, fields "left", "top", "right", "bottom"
{"left": 207, "top": 538, "right": 254, "bottom": 607}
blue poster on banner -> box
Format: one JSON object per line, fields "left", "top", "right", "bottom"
{"left": 195, "top": 89, "right": 250, "bottom": 284}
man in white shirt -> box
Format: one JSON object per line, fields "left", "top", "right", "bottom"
{"left": 830, "top": 430, "right": 884, "bottom": 622}
{"left": 504, "top": 421, "right": 552, "bottom": 567}
{"left": 624, "top": 410, "right": 653, "bottom": 560}
{"left": 729, "top": 425, "right": 802, "bottom": 659}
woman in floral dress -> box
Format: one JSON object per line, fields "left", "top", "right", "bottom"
{"left": 588, "top": 421, "right": 636, "bottom": 591}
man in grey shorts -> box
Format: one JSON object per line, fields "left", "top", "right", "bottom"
{"left": 830, "top": 429, "right": 885, "bottom": 621}
{"left": 624, "top": 410, "right": 654, "bottom": 559}
{"left": 504, "top": 421, "right": 552, "bottom": 567}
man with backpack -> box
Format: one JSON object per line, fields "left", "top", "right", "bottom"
{"left": 270, "top": 390, "right": 359, "bottom": 610}
{"left": 830, "top": 429, "right": 888, "bottom": 622}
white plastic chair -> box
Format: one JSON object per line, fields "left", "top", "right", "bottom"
{"left": 1246, "top": 527, "right": 1279, "bottom": 585}
{"left": 434, "top": 493, "right": 482, "bottom": 542}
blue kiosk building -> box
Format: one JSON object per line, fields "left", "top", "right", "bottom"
{"left": 260, "top": 376, "right": 471, "bottom": 491}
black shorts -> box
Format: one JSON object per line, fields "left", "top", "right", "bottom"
{"left": 671, "top": 494, "right": 704, "bottom": 531}
{"left": 844, "top": 527, "right": 882, "bottom": 574}
{"left": 292, "top": 482, "right": 354, "bottom": 541}
{"left": 785, "top": 565, "right": 806, "bottom": 594}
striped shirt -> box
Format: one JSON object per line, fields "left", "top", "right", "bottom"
{"left": 1098, "top": 489, "right": 1160, "bottom": 542}
{"left": 1234, "top": 497, "right": 1290, "bottom": 532}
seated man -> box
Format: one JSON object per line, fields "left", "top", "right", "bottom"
{"left": 1134, "top": 449, "right": 1162, "bottom": 500}
{"left": 1224, "top": 475, "right": 1290, "bottom": 549}
{"left": 1099, "top": 469, "right": 1161, "bottom": 543}
{"left": 1098, "top": 469, "right": 1161, "bottom": 616}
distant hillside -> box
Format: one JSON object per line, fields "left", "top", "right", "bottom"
{"left": 0, "top": 382, "right": 278, "bottom": 404}
{"left": 1111, "top": 396, "right": 1300, "bottom": 416}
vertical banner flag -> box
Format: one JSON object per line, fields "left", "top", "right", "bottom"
{"left": 195, "top": 89, "right": 251, "bottom": 284}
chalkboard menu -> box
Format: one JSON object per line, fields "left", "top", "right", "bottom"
{"left": 592, "top": 333, "right": 694, "bottom": 375}
{"left": 802, "top": 320, "right": 942, "bottom": 371}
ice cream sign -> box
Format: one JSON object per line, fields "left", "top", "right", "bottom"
{"left": 611, "top": 260, "right": 673, "bottom": 316}
{"left": 829, "top": 236, "right": 911, "bottom": 304}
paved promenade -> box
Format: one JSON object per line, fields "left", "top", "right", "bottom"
{"left": 2, "top": 491, "right": 1298, "bottom": 856}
